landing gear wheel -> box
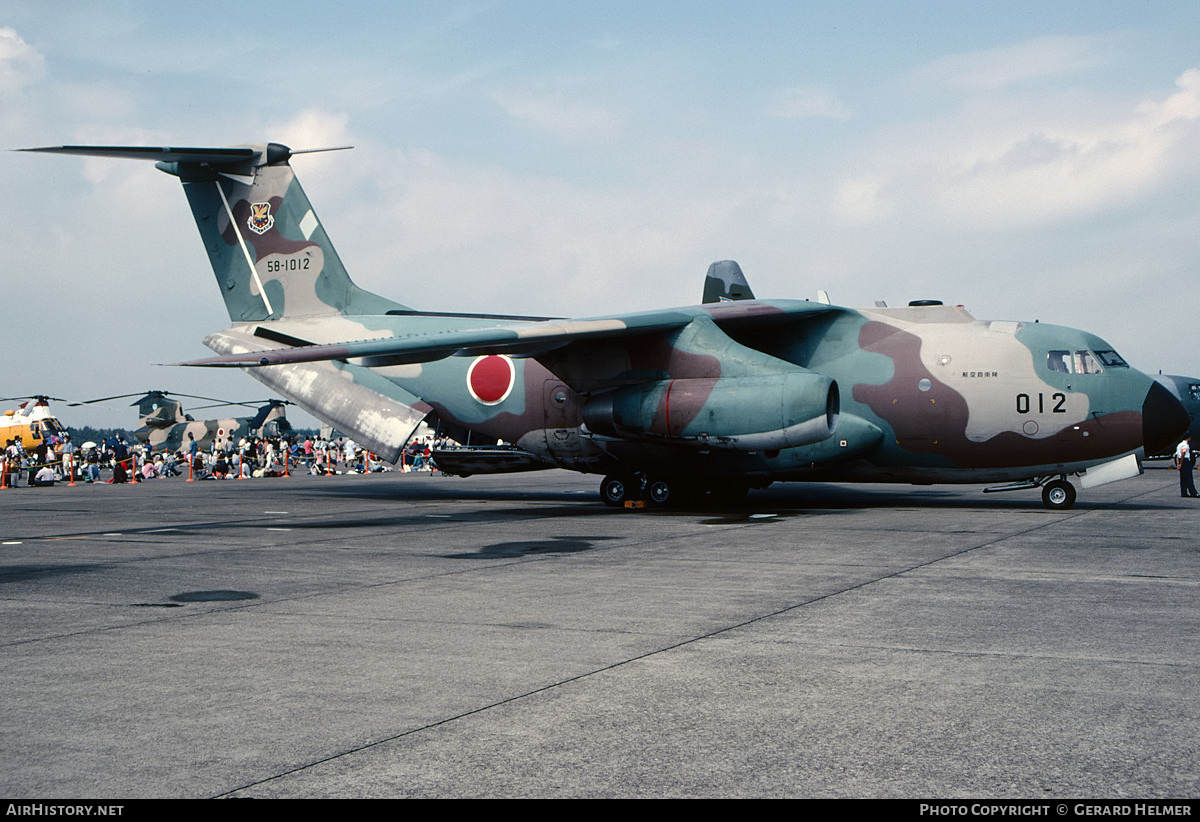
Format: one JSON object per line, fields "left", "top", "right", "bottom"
{"left": 1041, "top": 479, "right": 1076, "bottom": 510}
{"left": 600, "top": 475, "right": 633, "bottom": 507}
{"left": 644, "top": 477, "right": 674, "bottom": 507}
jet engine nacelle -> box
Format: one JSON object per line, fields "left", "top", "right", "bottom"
{"left": 582, "top": 372, "right": 839, "bottom": 451}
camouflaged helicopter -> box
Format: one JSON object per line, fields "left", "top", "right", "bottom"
{"left": 25, "top": 143, "right": 1190, "bottom": 509}
{"left": 68, "top": 391, "right": 292, "bottom": 454}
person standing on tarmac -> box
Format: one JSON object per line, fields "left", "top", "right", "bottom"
{"left": 1175, "top": 435, "right": 1198, "bottom": 498}
{"left": 60, "top": 434, "right": 75, "bottom": 481}
{"left": 111, "top": 436, "right": 130, "bottom": 483}
{"left": 4, "top": 438, "right": 22, "bottom": 487}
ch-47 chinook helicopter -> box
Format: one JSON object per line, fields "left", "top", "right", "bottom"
{"left": 68, "top": 391, "right": 292, "bottom": 453}
{"left": 24, "top": 142, "right": 1190, "bottom": 509}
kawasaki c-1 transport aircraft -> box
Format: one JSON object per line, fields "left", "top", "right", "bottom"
{"left": 26, "top": 143, "right": 1189, "bottom": 509}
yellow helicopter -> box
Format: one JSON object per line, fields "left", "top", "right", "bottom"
{"left": 1, "top": 396, "right": 69, "bottom": 449}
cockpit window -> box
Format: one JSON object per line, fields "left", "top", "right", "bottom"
{"left": 1189, "top": 384, "right": 1200, "bottom": 402}
{"left": 1094, "top": 350, "right": 1128, "bottom": 368}
{"left": 1047, "top": 350, "right": 1107, "bottom": 374}
{"left": 37, "top": 419, "right": 65, "bottom": 437}
{"left": 1047, "top": 351, "right": 1071, "bottom": 373}
{"left": 1073, "top": 350, "right": 1103, "bottom": 374}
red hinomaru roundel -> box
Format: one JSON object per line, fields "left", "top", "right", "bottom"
{"left": 466, "top": 355, "right": 516, "bottom": 405}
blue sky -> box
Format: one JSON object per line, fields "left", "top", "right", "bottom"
{"left": 3, "top": 1, "right": 1199, "bottom": 428}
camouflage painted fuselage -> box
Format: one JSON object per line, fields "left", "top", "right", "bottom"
{"left": 205, "top": 299, "right": 1172, "bottom": 487}
{"left": 27, "top": 142, "right": 1188, "bottom": 498}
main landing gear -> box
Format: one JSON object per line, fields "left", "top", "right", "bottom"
{"left": 599, "top": 473, "right": 749, "bottom": 508}
{"left": 599, "top": 475, "right": 635, "bottom": 507}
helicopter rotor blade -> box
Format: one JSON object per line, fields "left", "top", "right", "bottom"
{"left": 2, "top": 395, "right": 66, "bottom": 404}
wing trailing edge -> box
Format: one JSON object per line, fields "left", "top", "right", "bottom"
{"left": 175, "top": 300, "right": 843, "bottom": 369}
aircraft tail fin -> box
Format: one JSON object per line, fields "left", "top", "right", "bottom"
{"left": 22, "top": 143, "right": 406, "bottom": 321}
{"left": 249, "top": 401, "right": 287, "bottom": 431}
{"left": 133, "top": 391, "right": 185, "bottom": 427}
{"left": 701, "top": 260, "right": 755, "bottom": 303}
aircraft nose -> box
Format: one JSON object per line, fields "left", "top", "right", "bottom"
{"left": 1142, "top": 380, "right": 1191, "bottom": 455}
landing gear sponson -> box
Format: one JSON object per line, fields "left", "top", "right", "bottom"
{"left": 613, "top": 473, "right": 1082, "bottom": 510}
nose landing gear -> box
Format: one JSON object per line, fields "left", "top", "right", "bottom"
{"left": 1040, "top": 478, "right": 1077, "bottom": 510}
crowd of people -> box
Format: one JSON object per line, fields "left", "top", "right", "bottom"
{"left": 1, "top": 432, "right": 444, "bottom": 487}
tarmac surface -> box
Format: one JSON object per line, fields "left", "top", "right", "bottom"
{"left": 1, "top": 467, "right": 1197, "bottom": 798}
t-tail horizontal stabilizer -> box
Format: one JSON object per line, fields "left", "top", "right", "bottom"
{"left": 22, "top": 142, "right": 401, "bottom": 323}
{"left": 20, "top": 145, "right": 260, "bottom": 164}
{"left": 19, "top": 143, "right": 351, "bottom": 165}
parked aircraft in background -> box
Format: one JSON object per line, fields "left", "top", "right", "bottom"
{"left": 69, "top": 391, "right": 291, "bottom": 453}
{"left": 25, "top": 143, "right": 1190, "bottom": 508}
{"left": 1, "top": 396, "right": 68, "bottom": 450}
{"left": 1148, "top": 375, "right": 1199, "bottom": 458}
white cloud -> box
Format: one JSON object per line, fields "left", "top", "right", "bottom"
{"left": 834, "top": 175, "right": 889, "bottom": 222}
{"left": 330, "top": 145, "right": 755, "bottom": 316}
{"left": 0, "top": 27, "right": 44, "bottom": 93}
{"left": 269, "top": 109, "right": 354, "bottom": 154}
{"left": 913, "top": 34, "right": 1112, "bottom": 92}
{"left": 833, "top": 69, "right": 1200, "bottom": 230}
{"left": 767, "top": 85, "right": 851, "bottom": 121}
{"left": 491, "top": 86, "right": 623, "bottom": 141}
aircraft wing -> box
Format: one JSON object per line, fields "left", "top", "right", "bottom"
{"left": 177, "top": 301, "right": 840, "bottom": 369}
{"left": 179, "top": 312, "right": 693, "bottom": 368}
